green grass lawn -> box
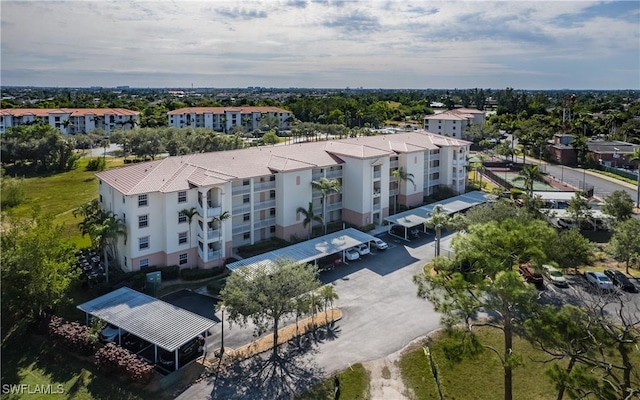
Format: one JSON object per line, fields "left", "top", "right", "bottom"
{"left": 400, "top": 327, "right": 640, "bottom": 400}
{"left": 1, "top": 323, "right": 149, "bottom": 400}
{"left": 296, "top": 363, "right": 369, "bottom": 400}
{"left": 4, "top": 157, "right": 124, "bottom": 247}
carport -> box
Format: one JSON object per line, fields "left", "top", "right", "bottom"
{"left": 78, "top": 287, "right": 216, "bottom": 371}
{"left": 544, "top": 208, "right": 609, "bottom": 230}
{"left": 227, "top": 227, "right": 377, "bottom": 277}
{"left": 385, "top": 191, "right": 491, "bottom": 240}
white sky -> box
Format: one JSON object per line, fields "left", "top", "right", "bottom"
{"left": 1, "top": 0, "right": 639, "bottom": 89}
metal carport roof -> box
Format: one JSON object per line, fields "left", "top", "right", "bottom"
{"left": 533, "top": 191, "right": 580, "bottom": 202}
{"left": 77, "top": 287, "right": 215, "bottom": 352}
{"left": 226, "top": 228, "right": 377, "bottom": 278}
{"left": 385, "top": 191, "right": 491, "bottom": 227}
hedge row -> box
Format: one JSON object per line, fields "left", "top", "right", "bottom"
{"left": 180, "top": 266, "right": 228, "bottom": 281}
{"left": 95, "top": 343, "right": 154, "bottom": 384}
{"left": 49, "top": 316, "right": 97, "bottom": 356}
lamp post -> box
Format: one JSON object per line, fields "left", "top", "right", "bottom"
{"left": 220, "top": 304, "right": 225, "bottom": 356}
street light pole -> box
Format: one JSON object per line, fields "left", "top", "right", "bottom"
{"left": 220, "top": 305, "right": 225, "bottom": 356}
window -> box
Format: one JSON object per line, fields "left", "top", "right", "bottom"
{"left": 122, "top": 195, "right": 125, "bottom": 204}
{"left": 138, "top": 215, "right": 148, "bottom": 228}
{"left": 124, "top": 257, "right": 127, "bottom": 267}
{"left": 99, "top": 180, "right": 102, "bottom": 185}
{"left": 270, "top": 208, "right": 276, "bottom": 216}
{"left": 243, "top": 179, "right": 250, "bottom": 186}
{"left": 178, "top": 212, "right": 187, "bottom": 223}
{"left": 138, "top": 194, "right": 148, "bottom": 207}
{"left": 179, "top": 253, "right": 188, "bottom": 265}
{"left": 270, "top": 175, "right": 275, "bottom": 181}
{"left": 139, "top": 258, "right": 149, "bottom": 269}
{"left": 99, "top": 195, "right": 103, "bottom": 203}
{"left": 243, "top": 195, "right": 250, "bottom": 204}
{"left": 296, "top": 176, "right": 300, "bottom": 185}
{"left": 178, "top": 232, "right": 188, "bottom": 245}
{"left": 243, "top": 232, "right": 250, "bottom": 240}
{"left": 123, "top": 213, "right": 126, "bottom": 223}
{"left": 178, "top": 191, "right": 187, "bottom": 203}
{"left": 243, "top": 214, "right": 250, "bottom": 221}
{"left": 270, "top": 226, "right": 276, "bottom": 233}
{"left": 270, "top": 191, "right": 276, "bottom": 199}
{"left": 139, "top": 236, "right": 150, "bottom": 250}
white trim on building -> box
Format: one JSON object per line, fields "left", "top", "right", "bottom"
{"left": 0, "top": 108, "right": 141, "bottom": 134}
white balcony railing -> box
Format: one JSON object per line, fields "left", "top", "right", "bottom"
{"left": 254, "top": 199, "right": 276, "bottom": 210}
{"left": 373, "top": 203, "right": 381, "bottom": 211}
{"left": 253, "top": 181, "right": 276, "bottom": 192}
{"left": 207, "top": 229, "right": 220, "bottom": 241}
{"left": 373, "top": 170, "right": 381, "bottom": 179}
{"left": 326, "top": 201, "right": 342, "bottom": 212}
{"left": 390, "top": 160, "right": 399, "bottom": 168}
{"left": 312, "top": 172, "right": 323, "bottom": 181}
{"left": 198, "top": 248, "right": 221, "bottom": 261}
{"left": 232, "top": 203, "right": 251, "bottom": 214}
{"left": 232, "top": 185, "right": 251, "bottom": 196}
{"left": 206, "top": 206, "right": 222, "bottom": 218}
{"left": 232, "top": 223, "right": 251, "bottom": 235}
{"left": 326, "top": 170, "right": 342, "bottom": 179}
{"left": 254, "top": 217, "right": 276, "bottom": 229}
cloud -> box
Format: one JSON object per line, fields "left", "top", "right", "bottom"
{"left": 217, "top": 7, "right": 268, "bottom": 20}
{"left": 322, "top": 9, "right": 380, "bottom": 34}
{"left": 286, "top": 0, "right": 308, "bottom": 9}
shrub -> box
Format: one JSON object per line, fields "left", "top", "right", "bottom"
{"left": 86, "top": 157, "right": 106, "bottom": 171}
{"left": 206, "top": 276, "right": 228, "bottom": 296}
{"left": 181, "top": 267, "right": 229, "bottom": 281}
{"left": 358, "top": 224, "right": 375, "bottom": 232}
{"left": 1, "top": 177, "right": 26, "bottom": 208}
{"left": 95, "top": 343, "right": 154, "bottom": 384}
{"left": 48, "top": 315, "right": 97, "bottom": 355}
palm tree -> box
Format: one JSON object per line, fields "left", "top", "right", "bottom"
{"left": 391, "top": 167, "right": 415, "bottom": 213}
{"left": 309, "top": 292, "right": 322, "bottom": 329}
{"left": 424, "top": 205, "right": 451, "bottom": 257}
{"left": 311, "top": 177, "right": 341, "bottom": 234}
{"left": 296, "top": 202, "right": 323, "bottom": 240}
{"left": 628, "top": 148, "right": 640, "bottom": 208}
{"left": 179, "top": 207, "right": 199, "bottom": 253}
{"left": 90, "top": 212, "right": 126, "bottom": 284}
{"left": 100, "top": 138, "right": 110, "bottom": 160}
{"left": 318, "top": 285, "right": 339, "bottom": 332}
{"left": 512, "top": 164, "right": 544, "bottom": 197}
{"left": 211, "top": 211, "right": 231, "bottom": 257}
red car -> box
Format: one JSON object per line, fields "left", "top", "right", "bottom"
{"left": 518, "top": 264, "right": 544, "bottom": 286}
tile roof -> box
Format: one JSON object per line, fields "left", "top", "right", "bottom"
{"left": 167, "top": 106, "right": 291, "bottom": 115}
{"left": 97, "top": 131, "right": 470, "bottom": 195}
{"left": 0, "top": 108, "right": 140, "bottom": 117}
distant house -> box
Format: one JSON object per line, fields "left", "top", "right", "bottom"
{"left": 548, "top": 134, "right": 640, "bottom": 167}
{"left": 0, "top": 108, "right": 140, "bottom": 134}
{"left": 423, "top": 108, "right": 485, "bottom": 138}
{"left": 167, "top": 106, "right": 292, "bottom": 132}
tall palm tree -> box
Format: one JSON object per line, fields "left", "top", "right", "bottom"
{"left": 311, "top": 177, "right": 341, "bottom": 234}
{"left": 391, "top": 167, "right": 415, "bottom": 213}
{"left": 512, "top": 164, "right": 544, "bottom": 197}
{"left": 90, "top": 212, "right": 126, "bottom": 284}
{"left": 318, "top": 285, "right": 339, "bottom": 332}
{"left": 211, "top": 211, "right": 231, "bottom": 257}
{"left": 179, "top": 207, "right": 199, "bottom": 253}
{"left": 296, "top": 202, "right": 323, "bottom": 240}
{"left": 628, "top": 148, "right": 640, "bottom": 208}
{"left": 424, "top": 205, "right": 451, "bottom": 257}
{"left": 100, "top": 138, "right": 110, "bottom": 160}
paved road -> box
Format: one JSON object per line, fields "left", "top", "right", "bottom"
{"left": 177, "top": 231, "right": 445, "bottom": 399}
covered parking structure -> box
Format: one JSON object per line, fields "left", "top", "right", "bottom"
{"left": 78, "top": 287, "right": 215, "bottom": 371}
{"left": 226, "top": 228, "right": 377, "bottom": 277}
{"left": 384, "top": 191, "right": 492, "bottom": 240}
{"left": 544, "top": 208, "right": 610, "bottom": 230}
{"left": 533, "top": 191, "right": 582, "bottom": 208}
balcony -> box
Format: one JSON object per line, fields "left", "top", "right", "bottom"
{"left": 198, "top": 248, "right": 222, "bottom": 261}
{"left": 312, "top": 188, "right": 322, "bottom": 198}
{"left": 453, "top": 159, "right": 466, "bottom": 166}
{"left": 254, "top": 217, "right": 276, "bottom": 229}
{"left": 326, "top": 170, "right": 342, "bottom": 179}
{"left": 389, "top": 188, "right": 398, "bottom": 196}
{"left": 232, "top": 223, "right": 251, "bottom": 235}
{"left": 373, "top": 189, "right": 381, "bottom": 198}
{"left": 430, "top": 154, "right": 440, "bottom": 161}
{"left": 390, "top": 160, "right": 399, "bottom": 168}
{"left": 205, "top": 205, "right": 222, "bottom": 218}
{"left": 232, "top": 185, "right": 251, "bottom": 196}
{"left": 312, "top": 172, "right": 323, "bottom": 181}
{"left": 253, "top": 181, "right": 276, "bottom": 192}
{"left": 326, "top": 201, "right": 342, "bottom": 212}
{"left": 373, "top": 203, "right": 381, "bottom": 211}
{"left": 254, "top": 199, "right": 276, "bottom": 211}
{"left": 232, "top": 203, "right": 251, "bottom": 214}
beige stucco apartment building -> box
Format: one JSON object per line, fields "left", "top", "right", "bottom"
{"left": 96, "top": 131, "right": 470, "bottom": 272}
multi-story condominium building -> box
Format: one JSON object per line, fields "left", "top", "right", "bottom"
{"left": 0, "top": 108, "right": 141, "bottom": 134}
{"left": 423, "top": 108, "right": 486, "bottom": 138}
{"left": 167, "top": 106, "right": 292, "bottom": 132}
{"left": 96, "top": 131, "right": 469, "bottom": 272}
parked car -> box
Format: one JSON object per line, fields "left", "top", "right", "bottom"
{"left": 345, "top": 248, "right": 360, "bottom": 261}
{"left": 158, "top": 336, "right": 205, "bottom": 369}
{"left": 99, "top": 324, "right": 124, "bottom": 343}
{"left": 603, "top": 269, "right": 636, "bottom": 292}
{"left": 355, "top": 243, "right": 371, "bottom": 256}
{"left": 556, "top": 218, "right": 574, "bottom": 230}
{"left": 518, "top": 264, "right": 544, "bottom": 286}
{"left": 122, "top": 333, "right": 149, "bottom": 353}
{"left": 318, "top": 254, "right": 342, "bottom": 272}
{"left": 370, "top": 238, "right": 388, "bottom": 250}
{"left": 542, "top": 265, "right": 568, "bottom": 287}
{"left": 584, "top": 271, "right": 614, "bottom": 292}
